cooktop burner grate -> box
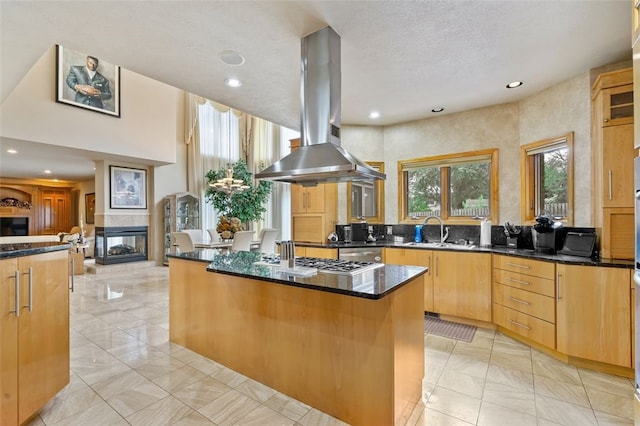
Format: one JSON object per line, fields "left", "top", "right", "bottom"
{"left": 259, "top": 255, "right": 383, "bottom": 275}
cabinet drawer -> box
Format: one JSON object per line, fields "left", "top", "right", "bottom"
{"left": 493, "top": 255, "right": 555, "bottom": 279}
{"left": 493, "top": 268, "right": 555, "bottom": 297}
{"left": 493, "top": 304, "right": 555, "bottom": 349}
{"left": 493, "top": 283, "right": 555, "bottom": 323}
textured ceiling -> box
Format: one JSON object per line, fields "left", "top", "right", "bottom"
{"left": 0, "top": 0, "right": 632, "bottom": 181}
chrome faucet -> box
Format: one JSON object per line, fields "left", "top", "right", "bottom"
{"left": 423, "top": 216, "right": 449, "bottom": 244}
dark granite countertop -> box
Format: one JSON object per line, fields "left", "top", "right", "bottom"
{"left": 294, "top": 240, "right": 634, "bottom": 269}
{"left": 0, "top": 241, "right": 72, "bottom": 259}
{"left": 169, "top": 249, "right": 428, "bottom": 300}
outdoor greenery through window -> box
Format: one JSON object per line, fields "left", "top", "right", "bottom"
{"left": 520, "top": 133, "right": 573, "bottom": 224}
{"left": 400, "top": 149, "right": 498, "bottom": 222}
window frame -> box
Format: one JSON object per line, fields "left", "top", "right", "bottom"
{"left": 398, "top": 148, "right": 499, "bottom": 225}
{"left": 346, "top": 161, "right": 385, "bottom": 224}
{"left": 520, "top": 132, "right": 574, "bottom": 225}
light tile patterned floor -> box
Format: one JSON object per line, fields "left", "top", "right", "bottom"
{"left": 27, "top": 264, "right": 635, "bottom": 425}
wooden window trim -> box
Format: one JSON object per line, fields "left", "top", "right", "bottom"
{"left": 398, "top": 148, "right": 499, "bottom": 225}
{"left": 520, "top": 132, "right": 574, "bottom": 225}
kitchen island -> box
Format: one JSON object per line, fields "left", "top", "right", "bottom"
{"left": 169, "top": 250, "right": 427, "bottom": 426}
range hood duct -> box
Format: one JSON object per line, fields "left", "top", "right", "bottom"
{"left": 255, "top": 26, "right": 386, "bottom": 186}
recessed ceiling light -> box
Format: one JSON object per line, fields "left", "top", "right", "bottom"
{"left": 431, "top": 107, "right": 444, "bottom": 113}
{"left": 369, "top": 111, "right": 380, "bottom": 119}
{"left": 44, "top": 169, "right": 52, "bottom": 174}
{"left": 225, "top": 78, "right": 242, "bottom": 88}
{"left": 506, "top": 81, "right": 523, "bottom": 89}
{"left": 218, "top": 50, "right": 245, "bottom": 66}
{"left": 6, "top": 149, "right": 17, "bottom": 154}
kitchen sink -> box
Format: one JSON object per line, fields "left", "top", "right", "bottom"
{"left": 403, "top": 242, "right": 476, "bottom": 250}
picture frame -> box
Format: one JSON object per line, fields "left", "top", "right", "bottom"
{"left": 110, "top": 166, "right": 147, "bottom": 209}
{"left": 56, "top": 45, "right": 121, "bottom": 117}
{"left": 85, "top": 193, "right": 96, "bottom": 224}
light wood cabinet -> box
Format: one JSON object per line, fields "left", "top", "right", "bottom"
{"left": 602, "top": 124, "right": 635, "bottom": 208}
{"left": 39, "top": 189, "right": 71, "bottom": 235}
{"left": 592, "top": 68, "right": 634, "bottom": 259}
{"left": 556, "top": 263, "right": 631, "bottom": 367}
{"left": 492, "top": 255, "right": 556, "bottom": 349}
{"left": 385, "top": 248, "right": 434, "bottom": 312}
{"left": 289, "top": 139, "right": 337, "bottom": 244}
{"left": 433, "top": 251, "right": 491, "bottom": 321}
{"left": 0, "top": 250, "right": 69, "bottom": 425}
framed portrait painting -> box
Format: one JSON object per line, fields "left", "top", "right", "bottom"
{"left": 85, "top": 193, "right": 96, "bottom": 224}
{"left": 56, "top": 45, "right": 121, "bottom": 117}
{"left": 110, "top": 166, "right": 147, "bottom": 209}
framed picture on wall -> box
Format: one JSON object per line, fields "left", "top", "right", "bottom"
{"left": 55, "top": 45, "right": 121, "bottom": 117}
{"left": 110, "top": 166, "right": 146, "bottom": 209}
{"left": 85, "top": 193, "right": 96, "bottom": 224}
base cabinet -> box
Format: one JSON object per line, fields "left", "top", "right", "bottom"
{"left": 0, "top": 250, "right": 69, "bottom": 425}
{"left": 294, "top": 247, "right": 337, "bottom": 259}
{"left": 556, "top": 263, "right": 631, "bottom": 368}
{"left": 433, "top": 251, "right": 491, "bottom": 321}
{"left": 384, "top": 248, "right": 433, "bottom": 312}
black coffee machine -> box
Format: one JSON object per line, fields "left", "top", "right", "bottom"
{"left": 533, "top": 216, "right": 563, "bottom": 254}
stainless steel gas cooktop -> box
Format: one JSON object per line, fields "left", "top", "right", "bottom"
{"left": 260, "top": 255, "right": 383, "bottom": 276}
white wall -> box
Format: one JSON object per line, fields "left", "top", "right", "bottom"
{"left": 0, "top": 45, "right": 179, "bottom": 165}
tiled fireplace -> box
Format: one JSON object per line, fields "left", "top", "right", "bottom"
{"left": 95, "top": 226, "right": 148, "bottom": 265}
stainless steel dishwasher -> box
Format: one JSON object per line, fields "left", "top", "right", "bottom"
{"left": 338, "top": 247, "right": 383, "bottom": 263}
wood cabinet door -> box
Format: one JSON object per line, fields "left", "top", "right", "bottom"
{"left": 384, "top": 248, "right": 433, "bottom": 312}
{"left": 0, "top": 258, "right": 18, "bottom": 426}
{"left": 17, "top": 251, "right": 69, "bottom": 423}
{"left": 602, "top": 84, "right": 634, "bottom": 127}
{"left": 556, "top": 264, "right": 631, "bottom": 367}
{"left": 602, "top": 124, "right": 634, "bottom": 208}
{"left": 433, "top": 251, "right": 492, "bottom": 321}
{"left": 304, "top": 247, "right": 337, "bottom": 259}
{"left": 40, "top": 190, "right": 70, "bottom": 234}
{"left": 290, "top": 185, "right": 307, "bottom": 214}
{"left": 304, "top": 185, "right": 326, "bottom": 214}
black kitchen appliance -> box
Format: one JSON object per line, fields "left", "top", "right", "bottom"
{"left": 533, "top": 216, "right": 563, "bottom": 254}
{"left": 350, "top": 222, "right": 368, "bottom": 242}
{"left": 558, "top": 232, "right": 596, "bottom": 258}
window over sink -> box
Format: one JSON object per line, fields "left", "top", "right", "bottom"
{"left": 398, "top": 148, "right": 498, "bottom": 224}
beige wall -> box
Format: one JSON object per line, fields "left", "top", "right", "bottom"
{"left": 340, "top": 72, "right": 593, "bottom": 227}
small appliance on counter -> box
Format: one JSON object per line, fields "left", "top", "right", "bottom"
{"left": 343, "top": 225, "right": 352, "bottom": 243}
{"left": 533, "top": 215, "right": 563, "bottom": 254}
{"left": 350, "top": 222, "right": 368, "bottom": 242}
{"left": 328, "top": 232, "right": 339, "bottom": 242}
{"left": 558, "top": 232, "right": 596, "bottom": 258}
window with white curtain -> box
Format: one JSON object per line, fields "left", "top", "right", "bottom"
{"left": 197, "top": 102, "right": 240, "bottom": 233}
{"left": 191, "top": 95, "right": 299, "bottom": 241}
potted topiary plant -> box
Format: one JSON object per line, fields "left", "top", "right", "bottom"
{"left": 205, "top": 159, "right": 272, "bottom": 239}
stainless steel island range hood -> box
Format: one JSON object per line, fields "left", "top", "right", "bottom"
{"left": 256, "top": 26, "right": 386, "bottom": 186}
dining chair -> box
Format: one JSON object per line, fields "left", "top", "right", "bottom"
{"left": 182, "top": 229, "right": 204, "bottom": 245}
{"left": 257, "top": 228, "right": 279, "bottom": 253}
{"left": 207, "top": 229, "right": 220, "bottom": 244}
{"left": 171, "top": 231, "right": 195, "bottom": 252}
{"left": 231, "top": 230, "right": 255, "bottom": 252}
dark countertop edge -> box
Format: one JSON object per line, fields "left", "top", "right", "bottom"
{"left": 0, "top": 242, "right": 72, "bottom": 259}
{"left": 297, "top": 241, "right": 634, "bottom": 269}
{"left": 204, "top": 265, "right": 428, "bottom": 300}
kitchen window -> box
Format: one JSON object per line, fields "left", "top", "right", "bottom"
{"left": 520, "top": 132, "right": 574, "bottom": 225}
{"left": 399, "top": 148, "right": 498, "bottom": 223}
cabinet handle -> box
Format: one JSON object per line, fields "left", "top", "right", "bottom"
{"left": 435, "top": 256, "right": 438, "bottom": 278}
{"left": 506, "top": 262, "right": 530, "bottom": 270}
{"left": 70, "top": 258, "right": 75, "bottom": 292}
{"left": 556, "top": 272, "right": 562, "bottom": 300}
{"left": 307, "top": 193, "right": 311, "bottom": 209}
{"left": 23, "top": 267, "right": 33, "bottom": 312}
{"left": 507, "top": 296, "right": 530, "bottom": 306}
{"left": 509, "top": 319, "right": 531, "bottom": 330}
{"left": 608, "top": 169, "right": 612, "bottom": 200}
{"left": 508, "top": 277, "right": 530, "bottom": 286}
{"left": 10, "top": 271, "right": 20, "bottom": 318}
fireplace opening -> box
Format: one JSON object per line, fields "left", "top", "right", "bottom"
{"left": 95, "top": 226, "right": 148, "bottom": 265}
{"left": 0, "top": 217, "right": 29, "bottom": 236}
